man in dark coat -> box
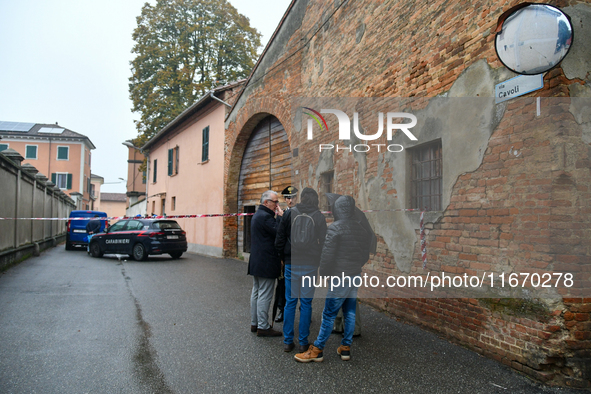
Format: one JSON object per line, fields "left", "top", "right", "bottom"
{"left": 248, "top": 190, "right": 283, "bottom": 337}
{"left": 295, "top": 195, "right": 370, "bottom": 362}
{"left": 275, "top": 187, "right": 327, "bottom": 353}
{"left": 85, "top": 215, "right": 101, "bottom": 254}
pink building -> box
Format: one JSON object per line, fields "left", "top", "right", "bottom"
{"left": 98, "top": 193, "right": 127, "bottom": 219}
{"left": 0, "top": 121, "right": 94, "bottom": 209}
{"left": 142, "top": 81, "right": 244, "bottom": 257}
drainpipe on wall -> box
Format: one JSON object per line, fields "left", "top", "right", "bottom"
{"left": 210, "top": 91, "right": 232, "bottom": 108}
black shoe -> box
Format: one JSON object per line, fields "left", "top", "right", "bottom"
{"left": 284, "top": 342, "right": 295, "bottom": 352}
{"left": 298, "top": 343, "right": 310, "bottom": 353}
{"left": 251, "top": 325, "right": 257, "bottom": 333}
{"left": 257, "top": 328, "right": 282, "bottom": 337}
{"left": 275, "top": 311, "right": 284, "bottom": 322}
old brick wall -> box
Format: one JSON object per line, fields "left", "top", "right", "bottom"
{"left": 224, "top": 0, "right": 591, "bottom": 386}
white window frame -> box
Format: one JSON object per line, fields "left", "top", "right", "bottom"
{"left": 56, "top": 172, "right": 68, "bottom": 189}
{"left": 56, "top": 145, "right": 69, "bottom": 161}
{"left": 25, "top": 144, "right": 38, "bottom": 159}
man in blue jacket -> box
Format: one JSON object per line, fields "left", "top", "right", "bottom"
{"left": 248, "top": 190, "right": 284, "bottom": 337}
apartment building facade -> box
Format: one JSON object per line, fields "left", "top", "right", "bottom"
{"left": 0, "top": 121, "right": 95, "bottom": 209}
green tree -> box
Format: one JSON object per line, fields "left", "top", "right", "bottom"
{"left": 129, "top": 0, "right": 261, "bottom": 146}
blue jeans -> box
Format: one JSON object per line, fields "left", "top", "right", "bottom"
{"left": 314, "top": 276, "right": 359, "bottom": 349}
{"left": 86, "top": 233, "right": 94, "bottom": 252}
{"left": 283, "top": 264, "right": 317, "bottom": 346}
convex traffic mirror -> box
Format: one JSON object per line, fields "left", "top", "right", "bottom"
{"left": 495, "top": 3, "right": 573, "bottom": 75}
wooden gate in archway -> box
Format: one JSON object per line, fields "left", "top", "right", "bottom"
{"left": 237, "top": 115, "right": 291, "bottom": 254}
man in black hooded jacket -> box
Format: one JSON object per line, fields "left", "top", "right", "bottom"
{"left": 295, "top": 195, "right": 370, "bottom": 363}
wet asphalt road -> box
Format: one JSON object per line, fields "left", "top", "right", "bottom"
{"left": 0, "top": 246, "right": 584, "bottom": 394}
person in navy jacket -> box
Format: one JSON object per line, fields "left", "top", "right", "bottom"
{"left": 248, "top": 190, "right": 284, "bottom": 337}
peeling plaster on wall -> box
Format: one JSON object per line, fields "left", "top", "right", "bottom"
{"left": 562, "top": 4, "right": 591, "bottom": 83}
{"left": 568, "top": 86, "right": 591, "bottom": 145}
{"left": 359, "top": 60, "right": 512, "bottom": 272}
{"left": 562, "top": 3, "right": 591, "bottom": 147}
{"left": 293, "top": 106, "right": 303, "bottom": 133}
{"left": 314, "top": 148, "right": 334, "bottom": 188}
{"left": 347, "top": 124, "right": 370, "bottom": 208}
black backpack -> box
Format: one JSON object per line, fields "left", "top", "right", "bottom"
{"left": 290, "top": 207, "right": 317, "bottom": 249}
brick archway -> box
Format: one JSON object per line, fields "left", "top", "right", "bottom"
{"left": 223, "top": 97, "right": 291, "bottom": 257}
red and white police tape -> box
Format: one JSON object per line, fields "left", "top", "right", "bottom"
{"left": 0, "top": 208, "right": 429, "bottom": 221}
{"left": 0, "top": 208, "right": 429, "bottom": 265}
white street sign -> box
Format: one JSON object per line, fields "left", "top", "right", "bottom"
{"left": 495, "top": 74, "right": 544, "bottom": 104}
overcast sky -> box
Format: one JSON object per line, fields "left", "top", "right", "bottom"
{"left": 0, "top": 0, "right": 291, "bottom": 193}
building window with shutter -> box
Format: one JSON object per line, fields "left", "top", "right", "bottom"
{"left": 168, "top": 146, "right": 179, "bottom": 175}
{"left": 410, "top": 140, "right": 442, "bottom": 211}
{"left": 57, "top": 146, "right": 69, "bottom": 160}
{"left": 52, "top": 173, "right": 72, "bottom": 190}
{"left": 153, "top": 159, "right": 157, "bottom": 183}
{"left": 202, "top": 126, "right": 209, "bottom": 162}
{"left": 171, "top": 196, "right": 176, "bottom": 211}
{"left": 319, "top": 170, "right": 334, "bottom": 211}
{"left": 0, "top": 143, "right": 8, "bottom": 152}
{"left": 25, "top": 145, "right": 38, "bottom": 159}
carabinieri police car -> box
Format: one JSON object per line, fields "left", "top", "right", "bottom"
{"left": 88, "top": 218, "right": 187, "bottom": 260}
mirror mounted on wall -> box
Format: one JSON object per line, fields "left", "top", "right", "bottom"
{"left": 495, "top": 3, "right": 573, "bottom": 75}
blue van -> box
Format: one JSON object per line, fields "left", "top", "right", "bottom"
{"left": 65, "top": 210, "right": 108, "bottom": 250}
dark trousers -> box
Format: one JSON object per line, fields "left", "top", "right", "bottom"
{"left": 274, "top": 277, "right": 286, "bottom": 314}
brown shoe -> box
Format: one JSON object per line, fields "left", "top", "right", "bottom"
{"left": 251, "top": 325, "right": 257, "bottom": 333}
{"left": 257, "top": 328, "right": 282, "bottom": 337}
{"left": 294, "top": 345, "right": 323, "bottom": 363}
{"left": 298, "top": 343, "right": 310, "bottom": 353}
{"left": 337, "top": 345, "right": 351, "bottom": 361}
{"left": 284, "top": 343, "right": 295, "bottom": 352}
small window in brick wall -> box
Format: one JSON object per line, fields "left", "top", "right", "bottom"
{"left": 319, "top": 170, "right": 334, "bottom": 212}
{"left": 410, "top": 140, "right": 442, "bottom": 211}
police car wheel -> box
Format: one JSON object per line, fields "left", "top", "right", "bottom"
{"left": 133, "top": 243, "right": 148, "bottom": 261}
{"left": 90, "top": 242, "right": 103, "bottom": 258}
{"left": 169, "top": 252, "right": 182, "bottom": 259}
